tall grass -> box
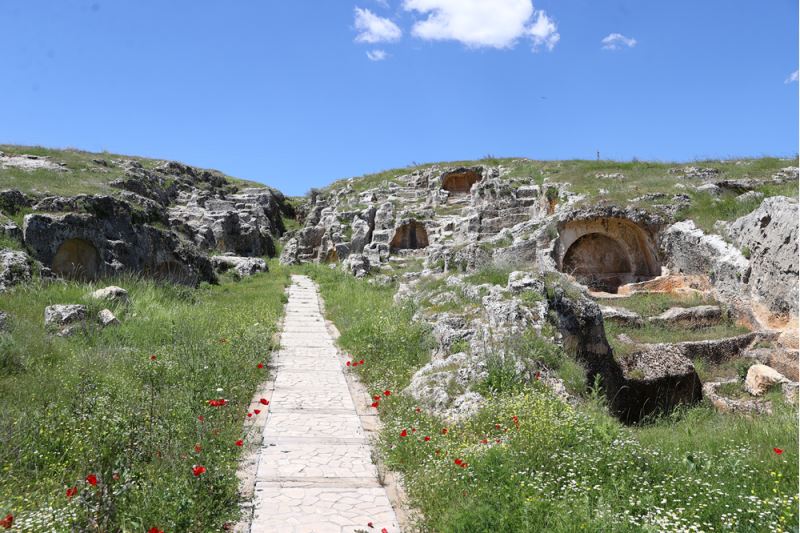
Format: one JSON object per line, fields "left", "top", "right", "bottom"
{"left": 307, "top": 265, "right": 798, "bottom": 532}
{"left": 0, "top": 267, "right": 289, "bottom": 531}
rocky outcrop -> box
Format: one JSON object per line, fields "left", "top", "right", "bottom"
{"left": 726, "top": 196, "right": 798, "bottom": 320}
{"left": 211, "top": 255, "right": 268, "bottom": 277}
{"left": 599, "top": 305, "right": 643, "bottom": 327}
{"left": 0, "top": 249, "right": 33, "bottom": 291}
{"left": 91, "top": 286, "right": 129, "bottom": 303}
{"left": 23, "top": 210, "right": 216, "bottom": 285}
{"left": 44, "top": 304, "right": 87, "bottom": 336}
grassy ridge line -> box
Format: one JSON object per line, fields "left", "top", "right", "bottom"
{"left": 306, "top": 264, "right": 798, "bottom": 532}
{"left": 0, "top": 144, "right": 267, "bottom": 196}
{"left": 0, "top": 265, "right": 290, "bottom": 531}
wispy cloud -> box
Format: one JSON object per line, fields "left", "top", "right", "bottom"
{"left": 402, "top": 0, "right": 559, "bottom": 51}
{"left": 366, "top": 49, "right": 389, "bottom": 61}
{"left": 601, "top": 33, "right": 637, "bottom": 51}
{"left": 785, "top": 70, "right": 799, "bottom": 84}
{"left": 354, "top": 7, "right": 402, "bottom": 43}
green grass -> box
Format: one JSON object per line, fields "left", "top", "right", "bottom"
{"left": 464, "top": 265, "right": 512, "bottom": 287}
{"left": 0, "top": 266, "right": 290, "bottom": 531}
{"left": 306, "top": 265, "right": 797, "bottom": 532}
{"left": 595, "top": 292, "right": 715, "bottom": 317}
{"left": 0, "top": 144, "right": 267, "bottom": 197}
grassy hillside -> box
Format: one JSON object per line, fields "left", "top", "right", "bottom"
{"left": 0, "top": 267, "right": 289, "bottom": 531}
{"left": 0, "top": 145, "right": 267, "bottom": 197}
{"left": 305, "top": 264, "right": 798, "bottom": 533}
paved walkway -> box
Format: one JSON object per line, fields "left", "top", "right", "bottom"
{"left": 250, "top": 275, "right": 399, "bottom": 533}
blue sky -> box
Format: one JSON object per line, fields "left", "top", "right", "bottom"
{"left": 1, "top": 1, "right": 797, "bottom": 195}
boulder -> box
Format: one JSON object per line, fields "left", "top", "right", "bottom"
{"left": 744, "top": 364, "right": 789, "bottom": 396}
{"left": 743, "top": 347, "right": 799, "bottom": 381}
{"left": 617, "top": 344, "right": 703, "bottom": 421}
{"left": 91, "top": 286, "right": 129, "bottom": 303}
{"left": 98, "top": 308, "right": 120, "bottom": 327}
{"left": 44, "top": 304, "right": 87, "bottom": 336}
{"left": 211, "top": 256, "right": 268, "bottom": 277}
{"left": 600, "top": 305, "right": 643, "bottom": 327}
{"left": 0, "top": 249, "right": 32, "bottom": 291}
{"left": 344, "top": 254, "right": 370, "bottom": 278}
{"left": 648, "top": 305, "right": 722, "bottom": 328}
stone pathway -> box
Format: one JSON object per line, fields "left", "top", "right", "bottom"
{"left": 250, "top": 275, "right": 399, "bottom": 533}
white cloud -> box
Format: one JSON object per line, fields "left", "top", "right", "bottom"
{"left": 785, "top": 70, "right": 798, "bottom": 84}
{"left": 601, "top": 33, "right": 637, "bottom": 50}
{"left": 402, "top": 0, "right": 559, "bottom": 51}
{"left": 354, "top": 7, "right": 402, "bottom": 43}
{"left": 527, "top": 11, "right": 559, "bottom": 51}
{"left": 366, "top": 49, "right": 389, "bottom": 61}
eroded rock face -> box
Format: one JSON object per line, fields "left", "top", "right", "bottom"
{"left": 0, "top": 249, "right": 32, "bottom": 291}
{"left": 648, "top": 305, "right": 722, "bottom": 328}
{"left": 726, "top": 196, "right": 798, "bottom": 321}
{"left": 23, "top": 211, "right": 215, "bottom": 285}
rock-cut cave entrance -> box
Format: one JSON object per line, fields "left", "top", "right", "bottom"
{"left": 562, "top": 233, "right": 633, "bottom": 293}
{"left": 441, "top": 169, "right": 482, "bottom": 194}
{"left": 557, "top": 217, "right": 661, "bottom": 294}
{"left": 52, "top": 238, "right": 100, "bottom": 280}
{"left": 390, "top": 221, "right": 429, "bottom": 251}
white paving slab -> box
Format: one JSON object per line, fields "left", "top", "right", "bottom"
{"left": 250, "top": 275, "right": 399, "bottom": 533}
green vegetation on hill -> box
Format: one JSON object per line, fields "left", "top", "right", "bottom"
{"left": 0, "top": 266, "right": 289, "bottom": 531}
{"left": 306, "top": 265, "right": 798, "bottom": 532}
{"left": 0, "top": 145, "right": 266, "bottom": 197}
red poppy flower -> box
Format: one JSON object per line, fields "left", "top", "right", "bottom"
{"left": 86, "top": 473, "right": 98, "bottom": 486}
{"left": 257, "top": 363, "right": 264, "bottom": 369}
{"left": 259, "top": 398, "right": 269, "bottom": 405}
{"left": 254, "top": 409, "right": 261, "bottom": 415}
{"left": 441, "top": 428, "right": 448, "bottom": 435}
{"left": 197, "top": 415, "right": 205, "bottom": 423}
{"left": 481, "top": 438, "right": 488, "bottom": 444}
{"left": 148, "top": 528, "right": 164, "bottom": 533}
{"left": 495, "top": 423, "right": 501, "bottom": 430}
{"left": 247, "top": 412, "right": 253, "bottom": 418}
{"left": 367, "top": 522, "right": 374, "bottom": 528}
{"left": 454, "top": 458, "right": 463, "bottom": 466}
{"left": 415, "top": 407, "right": 421, "bottom": 413}
{"left": 373, "top": 395, "right": 381, "bottom": 400}
{"left": 346, "top": 361, "right": 351, "bottom": 367}
{"left": 424, "top": 436, "right": 431, "bottom": 442}
{"left": 534, "top": 371, "right": 541, "bottom": 380}
{"left": 384, "top": 390, "right": 391, "bottom": 396}
{"left": 371, "top": 401, "right": 380, "bottom": 408}
{"left": 235, "top": 439, "right": 244, "bottom": 447}
{"left": 400, "top": 429, "right": 408, "bottom": 437}
{"left": 774, "top": 447, "right": 784, "bottom": 455}
{"left": 495, "top": 439, "right": 501, "bottom": 443}
{"left": 382, "top": 529, "right": 388, "bottom": 533}
{"left": 150, "top": 355, "right": 157, "bottom": 361}
{"left": 0, "top": 514, "right": 12, "bottom": 529}
{"left": 194, "top": 444, "right": 202, "bottom": 453}
{"left": 66, "top": 486, "right": 78, "bottom": 499}
{"left": 192, "top": 465, "right": 206, "bottom": 477}
{"left": 512, "top": 416, "right": 519, "bottom": 428}
{"left": 359, "top": 359, "right": 365, "bottom": 365}
{"left": 208, "top": 399, "right": 227, "bottom": 407}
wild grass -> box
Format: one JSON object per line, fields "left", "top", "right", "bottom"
{"left": 306, "top": 265, "right": 798, "bottom": 532}
{"left": 0, "top": 267, "right": 290, "bottom": 531}
{"left": 595, "top": 292, "right": 713, "bottom": 317}
{"left": 463, "top": 265, "right": 512, "bottom": 287}
{"left": 0, "top": 144, "right": 266, "bottom": 197}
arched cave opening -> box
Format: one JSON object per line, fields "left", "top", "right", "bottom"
{"left": 52, "top": 238, "right": 100, "bottom": 280}
{"left": 390, "top": 221, "right": 429, "bottom": 251}
{"left": 562, "top": 233, "right": 632, "bottom": 293}
{"left": 441, "top": 169, "right": 482, "bottom": 194}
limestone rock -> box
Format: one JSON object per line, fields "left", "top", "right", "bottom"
{"left": 648, "top": 305, "right": 722, "bottom": 328}
{"left": 0, "top": 189, "right": 32, "bottom": 215}
{"left": 279, "top": 238, "right": 300, "bottom": 265}
{"left": 91, "top": 286, "right": 129, "bottom": 303}
{"left": 507, "top": 271, "right": 545, "bottom": 295}
{"left": 727, "top": 196, "right": 798, "bottom": 319}
{"left": 344, "top": 254, "right": 370, "bottom": 278}
{"left": 0, "top": 249, "right": 32, "bottom": 291}
{"left": 45, "top": 304, "right": 87, "bottom": 336}
{"left": 599, "top": 305, "right": 643, "bottom": 327}
{"left": 744, "top": 364, "right": 789, "bottom": 396}
{"left": 98, "top": 308, "right": 120, "bottom": 327}
{"left": 211, "top": 255, "right": 268, "bottom": 277}
{"left": 703, "top": 379, "right": 772, "bottom": 415}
